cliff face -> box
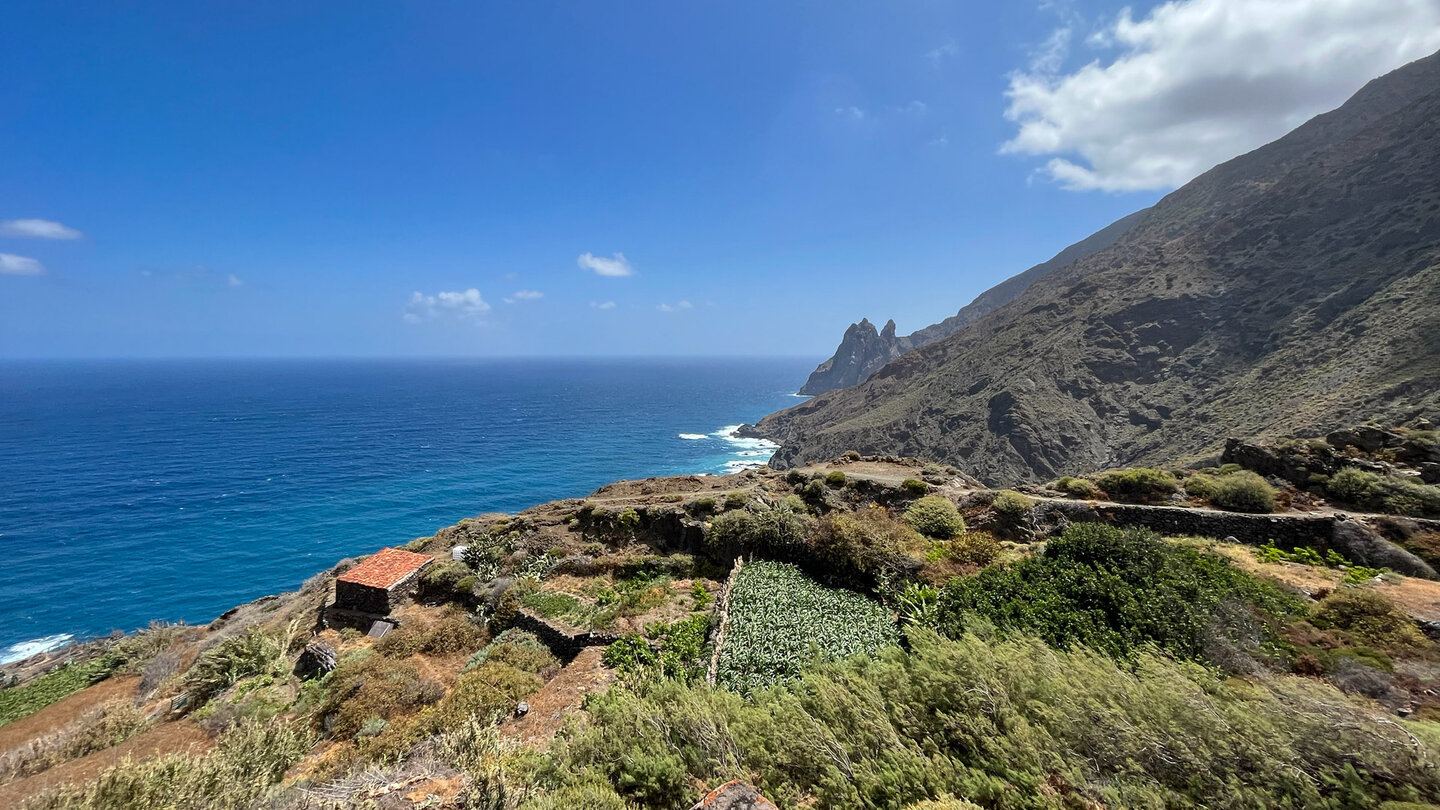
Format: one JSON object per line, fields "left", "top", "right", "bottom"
{"left": 796, "top": 209, "right": 1148, "bottom": 396}
{"left": 761, "top": 50, "right": 1440, "bottom": 485}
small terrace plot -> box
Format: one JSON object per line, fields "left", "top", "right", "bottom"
{"left": 716, "top": 560, "right": 897, "bottom": 692}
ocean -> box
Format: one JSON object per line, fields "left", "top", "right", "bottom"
{"left": 0, "top": 357, "right": 815, "bottom": 662}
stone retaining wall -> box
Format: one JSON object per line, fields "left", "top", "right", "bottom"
{"left": 1044, "top": 500, "right": 1436, "bottom": 578}
{"left": 511, "top": 610, "right": 621, "bottom": 664}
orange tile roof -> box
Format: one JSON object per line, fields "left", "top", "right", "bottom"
{"left": 337, "top": 547, "right": 434, "bottom": 589}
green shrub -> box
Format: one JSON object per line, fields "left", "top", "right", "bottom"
{"left": 687, "top": 497, "right": 717, "bottom": 515}
{"left": 18, "top": 719, "right": 309, "bottom": 810}
{"left": 901, "top": 478, "right": 928, "bottom": 495}
{"left": 991, "top": 489, "right": 1035, "bottom": 515}
{"left": 182, "top": 628, "right": 283, "bottom": 707}
{"left": 1056, "top": 476, "right": 1103, "bottom": 499}
{"left": 936, "top": 523, "right": 1303, "bottom": 661}
{"left": 1328, "top": 467, "right": 1440, "bottom": 515}
{"left": 376, "top": 612, "right": 487, "bottom": 658}
{"left": 1094, "top": 467, "right": 1179, "bottom": 504}
{"left": 723, "top": 491, "right": 750, "bottom": 510}
{"left": 813, "top": 508, "right": 919, "bottom": 571}
{"left": 419, "top": 560, "right": 475, "bottom": 601}
{"left": 317, "top": 655, "right": 445, "bottom": 739}
{"left": 843, "top": 450, "right": 862, "bottom": 461}
{"left": 825, "top": 470, "right": 847, "bottom": 487}
{"left": 1183, "top": 472, "right": 1219, "bottom": 501}
{"left": 903, "top": 495, "right": 965, "bottom": 539}
{"left": 466, "top": 629, "right": 560, "bottom": 677}
{"left": 1208, "top": 471, "right": 1278, "bottom": 513}
{"left": 947, "top": 532, "right": 1001, "bottom": 567}
{"left": 1312, "top": 589, "right": 1430, "bottom": 653}
{"left": 543, "top": 630, "right": 1440, "bottom": 810}
{"left": 707, "top": 501, "right": 810, "bottom": 555}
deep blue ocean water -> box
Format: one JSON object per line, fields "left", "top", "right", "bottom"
{"left": 0, "top": 358, "right": 815, "bottom": 661}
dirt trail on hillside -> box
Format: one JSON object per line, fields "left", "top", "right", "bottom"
{"left": 500, "top": 646, "right": 613, "bottom": 745}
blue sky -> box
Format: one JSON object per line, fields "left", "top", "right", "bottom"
{"left": 4, "top": 1, "right": 1437, "bottom": 357}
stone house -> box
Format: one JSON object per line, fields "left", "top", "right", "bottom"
{"left": 334, "top": 547, "right": 434, "bottom": 615}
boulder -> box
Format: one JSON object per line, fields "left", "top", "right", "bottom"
{"left": 691, "top": 780, "right": 778, "bottom": 810}
{"left": 1327, "top": 426, "right": 1404, "bottom": 454}
{"left": 293, "top": 641, "right": 338, "bottom": 680}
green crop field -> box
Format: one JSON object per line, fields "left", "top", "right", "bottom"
{"left": 716, "top": 560, "right": 897, "bottom": 692}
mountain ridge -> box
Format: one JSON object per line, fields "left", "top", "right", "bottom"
{"left": 757, "top": 50, "right": 1440, "bottom": 485}
{"left": 797, "top": 209, "right": 1149, "bottom": 396}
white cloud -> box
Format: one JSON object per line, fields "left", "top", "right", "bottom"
{"left": 590, "top": 300, "right": 616, "bottom": 310}
{"left": 577, "top": 252, "right": 635, "bottom": 277}
{"left": 657, "top": 300, "right": 693, "bottom": 313}
{"left": 0, "top": 219, "right": 83, "bottom": 240}
{"left": 834, "top": 106, "right": 866, "bottom": 120}
{"left": 506, "top": 289, "right": 543, "bottom": 304}
{"left": 404, "top": 288, "right": 491, "bottom": 322}
{"left": 227, "top": 274, "right": 244, "bottom": 287}
{"left": 1002, "top": 0, "right": 1440, "bottom": 191}
{"left": 0, "top": 253, "right": 44, "bottom": 275}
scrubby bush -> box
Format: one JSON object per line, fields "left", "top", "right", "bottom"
{"left": 903, "top": 495, "right": 964, "bottom": 539}
{"left": 825, "top": 470, "right": 847, "bottom": 487}
{"left": 686, "top": 497, "right": 716, "bottom": 516}
{"left": 376, "top": 612, "right": 487, "bottom": 658}
{"left": 543, "top": 630, "right": 1440, "bottom": 809}
{"left": 18, "top": 719, "right": 309, "bottom": 810}
{"left": 1328, "top": 467, "right": 1440, "bottom": 515}
{"left": 936, "top": 523, "right": 1303, "bottom": 661}
{"left": 901, "top": 478, "right": 928, "bottom": 496}
{"left": 1208, "top": 470, "right": 1278, "bottom": 513}
{"left": 466, "top": 629, "right": 560, "bottom": 677}
{"left": 943, "top": 532, "right": 1001, "bottom": 567}
{"left": 723, "top": 490, "right": 750, "bottom": 510}
{"left": 182, "top": 627, "right": 284, "bottom": 707}
{"left": 707, "top": 501, "right": 810, "bottom": 555}
{"left": 814, "top": 508, "right": 919, "bottom": 571}
{"left": 1312, "top": 589, "right": 1430, "bottom": 654}
{"left": 605, "top": 615, "right": 711, "bottom": 683}
{"left": 991, "top": 489, "right": 1035, "bottom": 515}
{"left": 316, "top": 654, "right": 445, "bottom": 739}
{"left": 1094, "top": 467, "right": 1180, "bottom": 504}
{"left": 1055, "top": 476, "right": 1103, "bottom": 499}
{"left": 419, "top": 560, "right": 476, "bottom": 601}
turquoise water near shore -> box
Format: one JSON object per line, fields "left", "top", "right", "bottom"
{"left": 0, "top": 358, "right": 814, "bottom": 660}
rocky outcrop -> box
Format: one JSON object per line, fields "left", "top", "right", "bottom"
{"left": 293, "top": 641, "right": 337, "bottom": 680}
{"left": 691, "top": 781, "right": 778, "bottom": 810}
{"left": 797, "top": 210, "right": 1148, "bottom": 396}
{"left": 759, "top": 50, "right": 1440, "bottom": 484}
{"left": 798, "top": 318, "right": 911, "bottom": 395}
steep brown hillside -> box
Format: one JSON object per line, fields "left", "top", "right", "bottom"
{"left": 797, "top": 209, "right": 1148, "bottom": 396}
{"left": 758, "top": 51, "right": 1440, "bottom": 485}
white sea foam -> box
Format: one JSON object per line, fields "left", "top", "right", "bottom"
{"left": 1, "top": 633, "right": 75, "bottom": 665}
{"left": 678, "top": 433, "right": 707, "bottom": 440}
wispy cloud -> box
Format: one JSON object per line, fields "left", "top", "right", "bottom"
{"left": 657, "top": 300, "right": 693, "bottom": 313}
{"left": 1002, "top": 0, "right": 1440, "bottom": 191}
{"left": 404, "top": 289, "right": 491, "bottom": 322}
{"left": 590, "top": 300, "right": 616, "bottom": 310}
{"left": 923, "top": 39, "right": 958, "bottom": 68}
{"left": 227, "top": 274, "right": 244, "bottom": 287}
{"left": 503, "top": 289, "right": 543, "bottom": 304}
{"left": 834, "top": 106, "right": 866, "bottom": 120}
{"left": 577, "top": 252, "right": 635, "bottom": 277}
{"left": 0, "top": 219, "right": 83, "bottom": 240}
{"left": 0, "top": 253, "right": 44, "bottom": 275}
